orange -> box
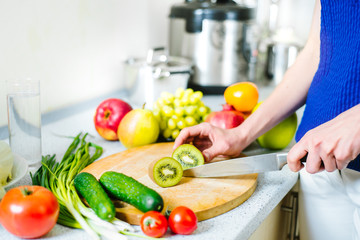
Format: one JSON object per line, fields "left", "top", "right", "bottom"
{"left": 224, "top": 82, "right": 259, "bottom": 112}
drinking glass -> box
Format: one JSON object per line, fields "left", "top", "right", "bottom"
{"left": 6, "top": 79, "right": 42, "bottom": 169}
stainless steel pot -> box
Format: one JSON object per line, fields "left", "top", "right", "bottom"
{"left": 124, "top": 48, "right": 193, "bottom": 108}
{"left": 168, "top": 0, "right": 258, "bottom": 94}
{"left": 265, "top": 43, "right": 299, "bottom": 85}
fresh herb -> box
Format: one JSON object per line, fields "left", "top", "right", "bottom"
{"left": 31, "top": 133, "right": 162, "bottom": 240}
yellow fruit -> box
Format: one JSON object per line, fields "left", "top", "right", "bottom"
{"left": 253, "top": 102, "right": 298, "bottom": 150}
{"left": 117, "top": 109, "right": 159, "bottom": 148}
{"left": 224, "top": 82, "right": 259, "bottom": 112}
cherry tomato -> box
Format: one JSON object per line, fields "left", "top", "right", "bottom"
{"left": 140, "top": 211, "right": 168, "bottom": 238}
{"left": 0, "top": 185, "right": 59, "bottom": 239}
{"left": 168, "top": 206, "right": 197, "bottom": 235}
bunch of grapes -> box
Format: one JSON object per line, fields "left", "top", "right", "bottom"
{"left": 152, "top": 88, "right": 211, "bottom": 140}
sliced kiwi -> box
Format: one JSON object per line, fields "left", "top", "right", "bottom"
{"left": 149, "top": 157, "right": 183, "bottom": 188}
{"left": 172, "top": 144, "right": 204, "bottom": 170}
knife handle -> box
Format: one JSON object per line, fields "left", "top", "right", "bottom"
{"left": 300, "top": 153, "right": 325, "bottom": 169}
{"left": 300, "top": 153, "right": 308, "bottom": 162}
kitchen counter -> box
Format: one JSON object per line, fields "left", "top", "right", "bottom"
{"left": 0, "top": 85, "right": 299, "bottom": 240}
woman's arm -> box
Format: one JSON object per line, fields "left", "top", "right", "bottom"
{"left": 174, "top": 0, "right": 321, "bottom": 161}
{"left": 236, "top": 0, "right": 321, "bottom": 144}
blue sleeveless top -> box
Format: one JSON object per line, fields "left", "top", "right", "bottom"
{"left": 295, "top": 0, "right": 360, "bottom": 171}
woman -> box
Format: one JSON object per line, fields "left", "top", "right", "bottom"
{"left": 173, "top": 0, "right": 360, "bottom": 239}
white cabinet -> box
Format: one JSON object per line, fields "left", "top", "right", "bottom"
{"left": 249, "top": 181, "right": 299, "bottom": 240}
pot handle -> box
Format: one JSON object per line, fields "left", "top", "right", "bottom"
{"left": 146, "top": 47, "right": 168, "bottom": 64}
{"left": 152, "top": 68, "right": 193, "bottom": 79}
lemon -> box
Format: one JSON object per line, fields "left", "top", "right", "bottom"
{"left": 253, "top": 102, "right": 298, "bottom": 150}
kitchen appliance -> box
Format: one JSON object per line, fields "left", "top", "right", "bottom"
{"left": 183, "top": 152, "right": 307, "bottom": 177}
{"left": 265, "top": 42, "right": 300, "bottom": 85}
{"left": 82, "top": 142, "right": 257, "bottom": 225}
{"left": 168, "top": 0, "right": 258, "bottom": 94}
{"left": 124, "top": 48, "right": 193, "bottom": 108}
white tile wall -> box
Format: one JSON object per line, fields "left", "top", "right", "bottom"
{"left": 0, "top": 0, "right": 181, "bottom": 126}
{"left": 0, "top": 0, "right": 313, "bottom": 127}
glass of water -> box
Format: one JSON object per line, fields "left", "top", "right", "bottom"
{"left": 6, "top": 79, "right": 42, "bottom": 169}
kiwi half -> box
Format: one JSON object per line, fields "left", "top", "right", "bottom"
{"left": 172, "top": 144, "right": 204, "bottom": 170}
{"left": 149, "top": 157, "right": 183, "bottom": 188}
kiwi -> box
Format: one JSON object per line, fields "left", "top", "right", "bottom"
{"left": 172, "top": 144, "right": 204, "bottom": 170}
{"left": 149, "top": 157, "right": 183, "bottom": 188}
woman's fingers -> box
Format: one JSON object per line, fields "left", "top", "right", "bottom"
{"left": 173, "top": 123, "right": 210, "bottom": 150}
{"left": 304, "top": 152, "right": 325, "bottom": 173}
{"left": 287, "top": 145, "right": 307, "bottom": 172}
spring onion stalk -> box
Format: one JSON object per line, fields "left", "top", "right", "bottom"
{"left": 0, "top": 141, "right": 14, "bottom": 188}
{"left": 31, "top": 133, "right": 161, "bottom": 240}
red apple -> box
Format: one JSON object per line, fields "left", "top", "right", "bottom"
{"left": 205, "top": 104, "right": 245, "bottom": 129}
{"left": 221, "top": 103, "right": 236, "bottom": 111}
{"left": 94, "top": 98, "right": 132, "bottom": 140}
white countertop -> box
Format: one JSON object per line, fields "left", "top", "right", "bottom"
{"left": 1, "top": 86, "right": 299, "bottom": 240}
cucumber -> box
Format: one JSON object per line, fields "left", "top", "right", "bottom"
{"left": 99, "top": 171, "right": 164, "bottom": 213}
{"left": 74, "top": 172, "right": 116, "bottom": 221}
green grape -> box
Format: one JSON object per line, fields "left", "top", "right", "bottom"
{"left": 160, "top": 91, "right": 173, "bottom": 99}
{"left": 184, "top": 88, "right": 194, "bottom": 97}
{"left": 162, "top": 128, "right": 172, "bottom": 139}
{"left": 156, "top": 97, "right": 167, "bottom": 106}
{"left": 185, "top": 105, "right": 197, "bottom": 115}
{"left": 161, "top": 92, "right": 175, "bottom": 105}
{"left": 189, "top": 95, "right": 199, "bottom": 104}
{"left": 198, "top": 101, "right": 205, "bottom": 107}
{"left": 152, "top": 110, "right": 161, "bottom": 122}
{"left": 152, "top": 89, "right": 210, "bottom": 140}
{"left": 177, "top": 118, "right": 187, "bottom": 129}
{"left": 193, "top": 113, "right": 201, "bottom": 122}
{"left": 172, "top": 129, "right": 180, "bottom": 139}
{"left": 181, "top": 96, "right": 190, "bottom": 105}
{"left": 159, "top": 118, "right": 167, "bottom": 131}
{"left": 193, "top": 91, "right": 203, "bottom": 100}
{"left": 168, "top": 118, "right": 177, "bottom": 130}
{"left": 174, "top": 107, "right": 185, "bottom": 117}
{"left": 162, "top": 106, "right": 174, "bottom": 117}
{"left": 173, "top": 98, "right": 183, "bottom": 107}
{"left": 175, "top": 88, "right": 185, "bottom": 99}
{"left": 171, "top": 115, "right": 179, "bottom": 120}
{"left": 189, "top": 91, "right": 204, "bottom": 105}
{"left": 185, "top": 116, "right": 197, "bottom": 126}
{"left": 197, "top": 105, "right": 209, "bottom": 116}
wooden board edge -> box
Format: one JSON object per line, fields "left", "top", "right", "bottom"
{"left": 196, "top": 180, "right": 258, "bottom": 222}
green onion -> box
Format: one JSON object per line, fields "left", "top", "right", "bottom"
{"left": 31, "top": 133, "right": 163, "bottom": 240}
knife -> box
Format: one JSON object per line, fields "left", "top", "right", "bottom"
{"left": 182, "top": 153, "right": 307, "bottom": 177}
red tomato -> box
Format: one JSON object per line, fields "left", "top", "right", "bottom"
{"left": 0, "top": 185, "right": 59, "bottom": 239}
{"left": 140, "top": 211, "right": 168, "bottom": 238}
{"left": 168, "top": 206, "right": 197, "bottom": 235}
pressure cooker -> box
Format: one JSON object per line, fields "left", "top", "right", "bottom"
{"left": 169, "top": 0, "right": 258, "bottom": 94}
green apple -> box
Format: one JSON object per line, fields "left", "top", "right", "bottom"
{"left": 117, "top": 108, "right": 160, "bottom": 148}
{"left": 253, "top": 102, "right": 298, "bottom": 150}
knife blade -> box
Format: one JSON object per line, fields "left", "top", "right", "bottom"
{"left": 182, "top": 153, "right": 307, "bottom": 177}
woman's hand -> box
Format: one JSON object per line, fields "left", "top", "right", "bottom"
{"left": 173, "top": 122, "right": 248, "bottom": 162}
{"left": 287, "top": 104, "right": 360, "bottom": 173}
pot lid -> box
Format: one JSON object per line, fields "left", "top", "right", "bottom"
{"left": 169, "top": 0, "right": 256, "bottom": 33}
{"left": 126, "top": 48, "right": 193, "bottom": 72}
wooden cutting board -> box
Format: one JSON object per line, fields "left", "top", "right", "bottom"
{"left": 82, "top": 142, "right": 257, "bottom": 225}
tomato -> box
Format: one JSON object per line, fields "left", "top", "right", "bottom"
{"left": 168, "top": 206, "right": 197, "bottom": 235}
{"left": 0, "top": 185, "right": 59, "bottom": 239}
{"left": 140, "top": 211, "right": 168, "bottom": 238}
{"left": 224, "top": 82, "right": 259, "bottom": 112}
